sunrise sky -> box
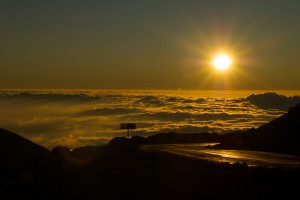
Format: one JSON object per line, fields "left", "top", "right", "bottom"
{"left": 1, "top": 0, "right": 300, "bottom": 90}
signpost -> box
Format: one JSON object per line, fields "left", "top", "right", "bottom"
{"left": 120, "top": 123, "right": 136, "bottom": 138}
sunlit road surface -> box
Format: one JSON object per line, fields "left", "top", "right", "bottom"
{"left": 141, "top": 143, "right": 300, "bottom": 169}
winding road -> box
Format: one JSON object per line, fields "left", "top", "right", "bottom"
{"left": 141, "top": 143, "right": 300, "bottom": 169}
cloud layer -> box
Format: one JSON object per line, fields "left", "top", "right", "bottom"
{"left": 1, "top": 90, "right": 297, "bottom": 149}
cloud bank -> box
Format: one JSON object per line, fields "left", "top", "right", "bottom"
{"left": 1, "top": 90, "right": 295, "bottom": 149}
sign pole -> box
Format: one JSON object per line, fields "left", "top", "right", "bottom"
{"left": 120, "top": 123, "right": 136, "bottom": 138}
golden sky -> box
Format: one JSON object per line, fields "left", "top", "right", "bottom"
{"left": 1, "top": 1, "right": 300, "bottom": 90}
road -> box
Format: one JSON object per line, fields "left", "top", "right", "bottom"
{"left": 141, "top": 143, "right": 300, "bottom": 168}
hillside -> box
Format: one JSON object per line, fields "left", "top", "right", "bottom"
{"left": 0, "top": 128, "right": 49, "bottom": 173}
{"left": 217, "top": 103, "right": 300, "bottom": 154}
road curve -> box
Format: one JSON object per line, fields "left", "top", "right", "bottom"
{"left": 141, "top": 143, "right": 300, "bottom": 169}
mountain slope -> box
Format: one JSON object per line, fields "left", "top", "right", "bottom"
{"left": 219, "top": 103, "right": 300, "bottom": 154}
{"left": 255, "top": 103, "right": 300, "bottom": 149}
{"left": 0, "top": 128, "right": 49, "bottom": 173}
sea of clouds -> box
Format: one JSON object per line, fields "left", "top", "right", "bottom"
{"left": 0, "top": 90, "right": 299, "bottom": 149}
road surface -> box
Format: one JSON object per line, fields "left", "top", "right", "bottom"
{"left": 141, "top": 143, "right": 300, "bottom": 168}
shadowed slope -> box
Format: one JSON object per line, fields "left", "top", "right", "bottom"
{"left": 0, "top": 128, "right": 49, "bottom": 173}
{"left": 218, "top": 103, "right": 300, "bottom": 154}
{"left": 255, "top": 103, "right": 300, "bottom": 149}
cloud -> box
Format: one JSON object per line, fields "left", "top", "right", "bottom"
{"left": 46, "top": 135, "right": 111, "bottom": 150}
{"left": 134, "top": 95, "right": 165, "bottom": 106}
{"left": 182, "top": 99, "right": 194, "bottom": 103}
{"left": 172, "top": 105, "right": 197, "bottom": 110}
{"left": 134, "top": 112, "right": 254, "bottom": 122}
{"left": 182, "top": 98, "right": 206, "bottom": 104}
{"left": 0, "top": 91, "right": 101, "bottom": 104}
{"left": 166, "top": 96, "right": 186, "bottom": 102}
{"left": 157, "top": 125, "right": 216, "bottom": 134}
{"left": 0, "top": 90, "right": 287, "bottom": 149}
{"left": 195, "top": 98, "right": 206, "bottom": 103}
{"left": 76, "top": 107, "right": 140, "bottom": 117}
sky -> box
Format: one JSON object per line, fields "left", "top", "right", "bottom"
{"left": 1, "top": 0, "right": 300, "bottom": 90}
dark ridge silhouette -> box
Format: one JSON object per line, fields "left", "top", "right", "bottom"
{"left": 71, "top": 145, "right": 106, "bottom": 159}
{"left": 245, "top": 92, "right": 300, "bottom": 110}
{"left": 144, "top": 132, "right": 220, "bottom": 144}
{"left": 107, "top": 136, "right": 145, "bottom": 155}
{"left": 0, "top": 127, "right": 300, "bottom": 199}
{"left": 0, "top": 128, "right": 49, "bottom": 173}
{"left": 216, "top": 103, "right": 300, "bottom": 155}
{"left": 2, "top": 135, "right": 299, "bottom": 200}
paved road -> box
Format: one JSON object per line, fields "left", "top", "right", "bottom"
{"left": 141, "top": 143, "right": 300, "bottom": 168}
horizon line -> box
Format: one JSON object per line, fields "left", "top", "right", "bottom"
{"left": 1, "top": 88, "right": 300, "bottom": 91}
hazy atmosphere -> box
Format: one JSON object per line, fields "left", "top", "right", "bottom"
{"left": 1, "top": 0, "right": 300, "bottom": 90}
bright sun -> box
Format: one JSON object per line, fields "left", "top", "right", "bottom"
{"left": 212, "top": 54, "right": 232, "bottom": 71}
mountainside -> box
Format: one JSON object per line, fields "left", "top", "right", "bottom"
{"left": 256, "top": 103, "right": 300, "bottom": 148}
{"left": 245, "top": 92, "right": 300, "bottom": 110}
{"left": 0, "top": 128, "right": 49, "bottom": 173}
{"left": 218, "top": 103, "right": 300, "bottom": 154}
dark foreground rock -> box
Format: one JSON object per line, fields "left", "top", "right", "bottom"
{"left": 2, "top": 101, "right": 300, "bottom": 200}
{"left": 0, "top": 128, "right": 49, "bottom": 174}
{"left": 1, "top": 137, "right": 299, "bottom": 200}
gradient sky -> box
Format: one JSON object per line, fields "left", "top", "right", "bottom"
{"left": 1, "top": 0, "right": 300, "bottom": 90}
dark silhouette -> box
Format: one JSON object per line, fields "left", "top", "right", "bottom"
{"left": 245, "top": 92, "right": 300, "bottom": 110}
{"left": 120, "top": 123, "right": 136, "bottom": 138}
{"left": 1, "top": 136, "right": 299, "bottom": 200}
{"left": 216, "top": 103, "right": 300, "bottom": 155}
{"left": 1, "top": 104, "right": 300, "bottom": 199}
{"left": 107, "top": 136, "right": 145, "bottom": 156}
{"left": 0, "top": 128, "right": 48, "bottom": 173}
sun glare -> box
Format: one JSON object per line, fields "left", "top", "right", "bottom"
{"left": 212, "top": 54, "right": 232, "bottom": 71}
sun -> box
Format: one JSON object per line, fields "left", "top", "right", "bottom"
{"left": 212, "top": 53, "right": 232, "bottom": 71}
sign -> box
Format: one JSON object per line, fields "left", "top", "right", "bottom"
{"left": 120, "top": 123, "right": 136, "bottom": 130}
